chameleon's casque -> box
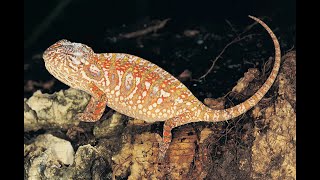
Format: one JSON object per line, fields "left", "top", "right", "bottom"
{"left": 43, "top": 15, "right": 281, "bottom": 159}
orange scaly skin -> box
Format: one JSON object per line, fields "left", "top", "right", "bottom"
{"left": 43, "top": 16, "right": 281, "bottom": 160}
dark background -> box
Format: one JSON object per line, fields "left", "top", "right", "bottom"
{"left": 24, "top": 0, "right": 295, "bottom": 100}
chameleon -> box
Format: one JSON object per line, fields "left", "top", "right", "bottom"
{"left": 42, "top": 15, "right": 281, "bottom": 160}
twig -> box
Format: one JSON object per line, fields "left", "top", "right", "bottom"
{"left": 24, "top": 0, "right": 73, "bottom": 49}
{"left": 225, "top": 19, "right": 238, "bottom": 35}
{"left": 262, "top": 57, "right": 273, "bottom": 78}
{"left": 196, "top": 33, "right": 256, "bottom": 81}
{"left": 194, "top": 18, "right": 267, "bottom": 81}
{"left": 112, "top": 154, "right": 132, "bottom": 180}
{"left": 120, "top": 18, "right": 170, "bottom": 39}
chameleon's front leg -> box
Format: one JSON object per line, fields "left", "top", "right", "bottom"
{"left": 75, "top": 83, "right": 107, "bottom": 122}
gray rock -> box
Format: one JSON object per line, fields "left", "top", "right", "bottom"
{"left": 24, "top": 88, "right": 90, "bottom": 131}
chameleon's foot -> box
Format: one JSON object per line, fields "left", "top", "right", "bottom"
{"left": 158, "top": 142, "right": 170, "bottom": 161}
{"left": 66, "top": 126, "right": 85, "bottom": 140}
{"left": 155, "top": 134, "right": 169, "bottom": 161}
{"left": 75, "top": 112, "right": 101, "bottom": 122}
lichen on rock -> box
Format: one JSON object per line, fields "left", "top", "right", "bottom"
{"left": 24, "top": 134, "right": 75, "bottom": 179}
{"left": 24, "top": 88, "right": 90, "bottom": 131}
{"left": 93, "top": 112, "right": 126, "bottom": 138}
{"left": 250, "top": 51, "right": 296, "bottom": 179}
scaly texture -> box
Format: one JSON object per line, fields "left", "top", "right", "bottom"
{"left": 42, "top": 15, "right": 281, "bottom": 160}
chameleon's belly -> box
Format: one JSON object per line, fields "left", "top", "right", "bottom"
{"left": 99, "top": 53, "right": 201, "bottom": 122}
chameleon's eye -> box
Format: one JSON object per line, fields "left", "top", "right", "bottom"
{"left": 68, "top": 54, "right": 82, "bottom": 65}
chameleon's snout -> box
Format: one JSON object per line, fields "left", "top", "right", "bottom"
{"left": 43, "top": 39, "right": 72, "bottom": 56}
{"left": 42, "top": 48, "right": 50, "bottom": 62}
{"left": 42, "top": 48, "right": 49, "bottom": 59}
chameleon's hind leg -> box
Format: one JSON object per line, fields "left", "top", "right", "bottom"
{"left": 75, "top": 83, "right": 108, "bottom": 122}
{"left": 157, "top": 113, "right": 192, "bottom": 160}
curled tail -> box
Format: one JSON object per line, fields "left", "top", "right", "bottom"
{"left": 202, "top": 15, "right": 281, "bottom": 122}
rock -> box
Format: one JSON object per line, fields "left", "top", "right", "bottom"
{"left": 24, "top": 134, "right": 75, "bottom": 179}
{"left": 24, "top": 134, "right": 111, "bottom": 179}
{"left": 24, "top": 88, "right": 90, "bottom": 131}
{"left": 111, "top": 132, "right": 163, "bottom": 179}
{"left": 250, "top": 51, "right": 296, "bottom": 179}
{"left": 93, "top": 112, "right": 126, "bottom": 138}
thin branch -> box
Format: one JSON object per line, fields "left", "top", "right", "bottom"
{"left": 24, "top": 0, "right": 73, "bottom": 49}
{"left": 196, "top": 33, "right": 256, "bottom": 81}
{"left": 194, "top": 18, "right": 268, "bottom": 81}
{"left": 225, "top": 19, "right": 238, "bottom": 35}
{"left": 120, "top": 18, "right": 170, "bottom": 39}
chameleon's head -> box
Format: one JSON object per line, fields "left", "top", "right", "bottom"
{"left": 43, "top": 39, "right": 96, "bottom": 89}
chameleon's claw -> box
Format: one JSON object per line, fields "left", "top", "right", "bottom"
{"left": 156, "top": 138, "right": 170, "bottom": 161}
{"left": 74, "top": 112, "right": 100, "bottom": 122}
{"left": 158, "top": 144, "right": 169, "bottom": 161}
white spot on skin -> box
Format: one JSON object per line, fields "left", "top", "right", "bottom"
{"left": 143, "top": 108, "right": 147, "bottom": 112}
{"left": 186, "top": 102, "right": 192, "bottom": 106}
{"left": 103, "top": 53, "right": 112, "bottom": 59}
{"left": 125, "top": 73, "right": 134, "bottom": 89}
{"left": 111, "top": 90, "right": 115, "bottom": 94}
{"left": 147, "top": 111, "right": 151, "bottom": 115}
{"left": 145, "top": 82, "right": 150, "bottom": 89}
{"left": 148, "top": 105, "right": 153, "bottom": 110}
{"left": 157, "top": 98, "right": 163, "bottom": 104}
{"left": 127, "top": 87, "right": 138, "bottom": 99}
{"left": 153, "top": 86, "right": 159, "bottom": 93}
{"left": 155, "top": 109, "right": 160, "bottom": 113}
{"left": 136, "top": 77, "right": 141, "bottom": 85}
{"left": 175, "top": 97, "right": 183, "bottom": 103}
{"left": 117, "top": 70, "right": 123, "bottom": 89}
{"left": 152, "top": 103, "right": 157, "bottom": 107}
{"left": 160, "top": 89, "right": 170, "bottom": 97}
{"left": 116, "top": 53, "right": 125, "bottom": 59}
{"left": 177, "top": 84, "right": 184, "bottom": 88}
{"left": 204, "top": 113, "right": 209, "bottom": 120}
{"left": 138, "top": 104, "right": 143, "bottom": 109}
{"left": 142, "top": 91, "right": 147, "bottom": 97}
{"left": 115, "top": 91, "right": 120, "bottom": 97}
